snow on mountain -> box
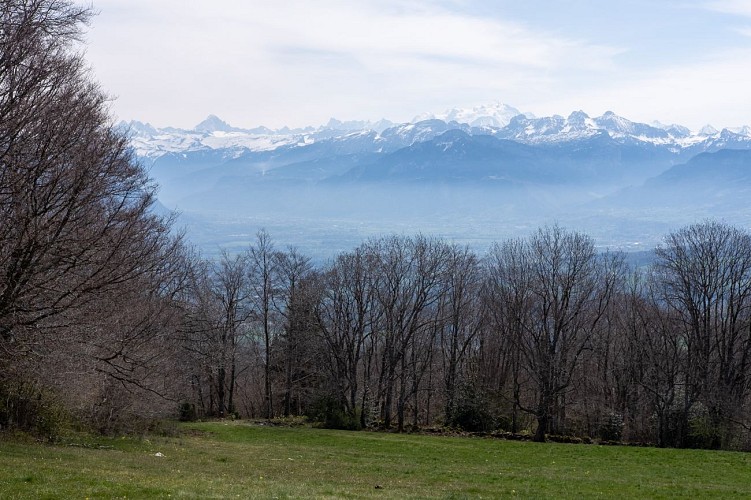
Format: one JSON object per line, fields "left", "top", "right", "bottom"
{"left": 700, "top": 124, "right": 719, "bottom": 136}
{"left": 491, "top": 110, "right": 746, "bottom": 150}
{"left": 497, "top": 112, "right": 598, "bottom": 143}
{"left": 651, "top": 121, "right": 692, "bottom": 138}
{"left": 593, "top": 111, "right": 669, "bottom": 139}
{"left": 325, "top": 117, "right": 395, "bottom": 133}
{"left": 194, "top": 114, "right": 236, "bottom": 133}
{"left": 127, "top": 129, "right": 299, "bottom": 159}
{"left": 125, "top": 120, "right": 159, "bottom": 136}
{"left": 380, "top": 119, "right": 470, "bottom": 150}
{"left": 414, "top": 102, "right": 524, "bottom": 128}
{"left": 123, "top": 108, "right": 751, "bottom": 162}
{"left": 121, "top": 116, "right": 306, "bottom": 159}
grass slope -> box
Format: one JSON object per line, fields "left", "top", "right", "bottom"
{"left": 2, "top": 421, "right": 751, "bottom": 498}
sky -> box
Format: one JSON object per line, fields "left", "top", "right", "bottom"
{"left": 82, "top": 0, "right": 751, "bottom": 131}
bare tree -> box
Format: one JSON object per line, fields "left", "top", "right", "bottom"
{"left": 487, "top": 226, "right": 621, "bottom": 442}
{"left": 620, "top": 271, "right": 686, "bottom": 446}
{"left": 210, "top": 250, "right": 252, "bottom": 415}
{"left": 275, "top": 247, "right": 319, "bottom": 416}
{"left": 247, "top": 229, "right": 279, "bottom": 419}
{"left": 370, "top": 235, "right": 448, "bottom": 431}
{"left": 315, "top": 247, "right": 378, "bottom": 425}
{"left": 483, "top": 237, "right": 532, "bottom": 433}
{"left": 0, "top": 1, "right": 190, "bottom": 434}
{"left": 654, "top": 221, "right": 751, "bottom": 447}
{"left": 0, "top": 0, "right": 178, "bottom": 351}
{"left": 439, "top": 244, "right": 482, "bottom": 425}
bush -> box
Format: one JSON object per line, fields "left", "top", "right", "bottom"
{"left": 178, "top": 402, "right": 197, "bottom": 422}
{"left": 306, "top": 395, "right": 361, "bottom": 430}
{"left": 686, "top": 403, "right": 721, "bottom": 449}
{"left": 447, "top": 385, "right": 498, "bottom": 432}
{"left": 0, "top": 381, "right": 69, "bottom": 441}
{"left": 600, "top": 411, "right": 624, "bottom": 442}
{"left": 450, "top": 404, "right": 496, "bottom": 432}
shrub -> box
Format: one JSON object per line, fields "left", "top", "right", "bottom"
{"left": 0, "top": 381, "right": 69, "bottom": 441}
{"left": 178, "top": 402, "right": 198, "bottom": 422}
{"left": 686, "top": 403, "right": 720, "bottom": 449}
{"left": 306, "top": 395, "right": 361, "bottom": 430}
{"left": 447, "top": 385, "right": 498, "bottom": 432}
{"left": 600, "top": 411, "right": 624, "bottom": 442}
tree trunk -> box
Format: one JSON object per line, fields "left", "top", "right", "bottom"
{"left": 534, "top": 413, "right": 548, "bottom": 442}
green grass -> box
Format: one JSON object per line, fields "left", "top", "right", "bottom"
{"left": 2, "top": 422, "right": 751, "bottom": 498}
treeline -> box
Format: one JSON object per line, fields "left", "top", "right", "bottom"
{"left": 175, "top": 222, "right": 751, "bottom": 450}
{"left": 3, "top": 1, "right": 751, "bottom": 452}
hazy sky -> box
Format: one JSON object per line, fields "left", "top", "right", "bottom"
{"left": 83, "top": 0, "right": 751, "bottom": 130}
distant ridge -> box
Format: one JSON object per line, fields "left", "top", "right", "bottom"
{"left": 135, "top": 103, "right": 751, "bottom": 260}
{"left": 120, "top": 103, "right": 751, "bottom": 162}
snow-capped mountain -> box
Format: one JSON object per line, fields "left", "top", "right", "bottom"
{"left": 413, "top": 102, "right": 525, "bottom": 128}
{"left": 131, "top": 103, "right": 751, "bottom": 260}
{"left": 123, "top": 103, "right": 751, "bottom": 163}
{"left": 121, "top": 119, "right": 303, "bottom": 159}
{"left": 493, "top": 110, "right": 706, "bottom": 148}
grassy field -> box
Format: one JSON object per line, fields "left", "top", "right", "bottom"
{"left": 2, "top": 421, "right": 751, "bottom": 498}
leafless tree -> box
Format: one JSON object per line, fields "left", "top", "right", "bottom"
{"left": 654, "top": 221, "right": 751, "bottom": 447}
{"left": 438, "top": 244, "right": 482, "bottom": 425}
{"left": 0, "top": 0, "right": 189, "bottom": 433}
{"left": 209, "top": 250, "right": 252, "bottom": 415}
{"left": 248, "top": 229, "right": 279, "bottom": 419}
{"left": 369, "top": 235, "right": 448, "bottom": 431}
{"left": 315, "top": 247, "right": 378, "bottom": 424}
{"left": 619, "top": 271, "right": 686, "bottom": 446}
{"left": 487, "top": 226, "right": 621, "bottom": 441}
{"left": 0, "top": 0, "right": 178, "bottom": 350}
{"left": 275, "top": 247, "right": 319, "bottom": 416}
{"left": 482, "top": 237, "right": 530, "bottom": 433}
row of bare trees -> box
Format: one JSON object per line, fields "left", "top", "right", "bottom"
{"left": 175, "top": 222, "right": 751, "bottom": 449}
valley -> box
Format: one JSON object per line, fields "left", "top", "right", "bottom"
{"left": 133, "top": 105, "right": 751, "bottom": 259}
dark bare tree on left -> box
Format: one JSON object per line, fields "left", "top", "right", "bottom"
{"left": 0, "top": 0, "right": 185, "bottom": 433}
{"left": 0, "top": 0, "right": 180, "bottom": 351}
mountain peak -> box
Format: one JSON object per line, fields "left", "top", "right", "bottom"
{"left": 699, "top": 124, "right": 719, "bottom": 136}
{"left": 414, "top": 102, "right": 523, "bottom": 128}
{"left": 567, "top": 110, "right": 591, "bottom": 124}
{"left": 124, "top": 120, "right": 158, "bottom": 136}
{"left": 194, "top": 114, "right": 234, "bottom": 133}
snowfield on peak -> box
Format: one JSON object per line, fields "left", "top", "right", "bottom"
{"left": 123, "top": 122, "right": 303, "bottom": 159}
{"left": 413, "top": 102, "right": 525, "bottom": 128}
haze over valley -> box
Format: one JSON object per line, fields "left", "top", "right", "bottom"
{"left": 133, "top": 104, "right": 751, "bottom": 259}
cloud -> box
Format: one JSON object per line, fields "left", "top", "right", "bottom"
{"left": 705, "top": 0, "right": 751, "bottom": 17}
{"left": 532, "top": 47, "right": 751, "bottom": 130}
{"left": 83, "top": 0, "right": 751, "bottom": 130}
{"left": 85, "top": 0, "right": 620, "bottom": 128}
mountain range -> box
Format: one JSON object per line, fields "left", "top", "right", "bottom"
{"left": 128, "top": 103, "right": 751, "bottom": 258}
